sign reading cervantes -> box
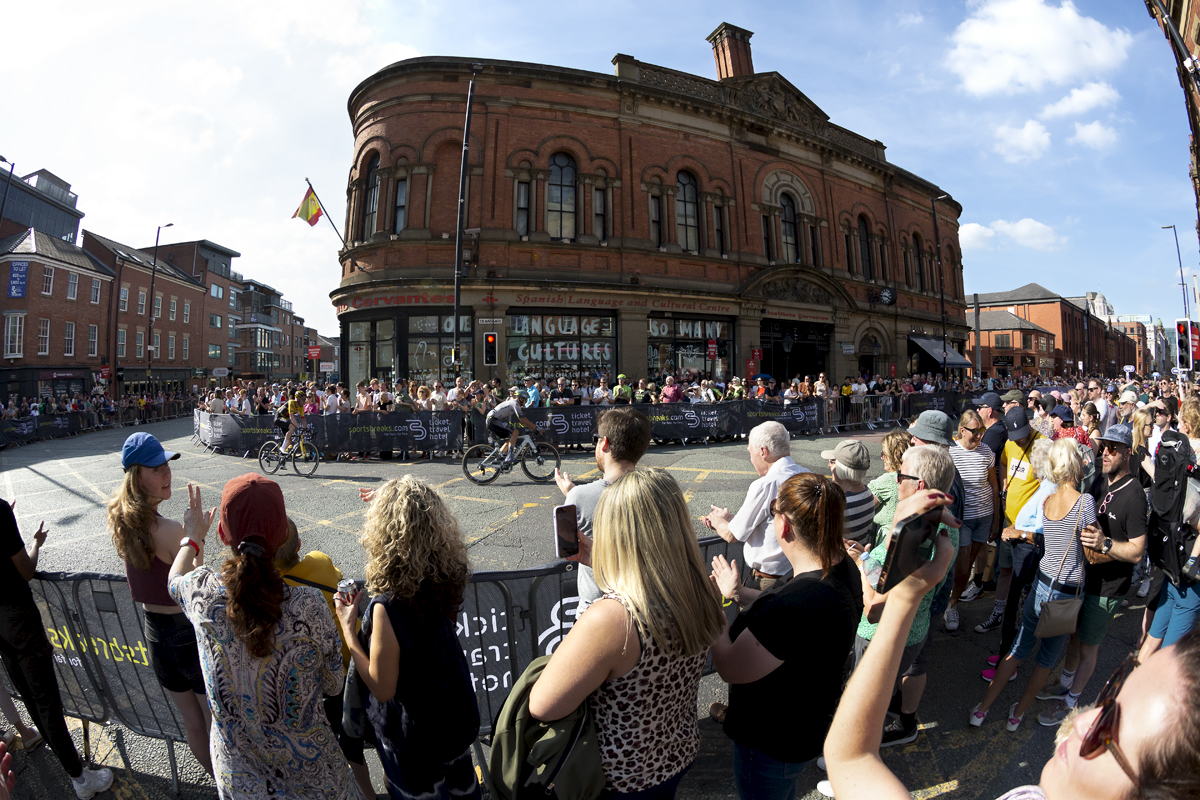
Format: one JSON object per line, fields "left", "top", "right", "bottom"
{"left": 761, "top": 277, "right": 832, "bottom": 307}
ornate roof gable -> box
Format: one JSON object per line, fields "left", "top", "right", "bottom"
{"left": 721, "top": 72, "right": 830, "bottom": 129}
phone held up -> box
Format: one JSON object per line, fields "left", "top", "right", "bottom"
{"left": 554, "top": 504, "right": 579, "bottom": 559}
{"left": 877, "top": 509, "right": 942, "bottom": 594}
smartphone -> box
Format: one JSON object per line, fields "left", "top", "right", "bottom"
{"left": 877, "top": 509, "right": 942, "bottom": 594}
{"left": 554, "top": 504, "right": 579, "bottom": 558}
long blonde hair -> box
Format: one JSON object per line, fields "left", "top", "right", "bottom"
{"left": 1132, "top": 407, "right": 1155, "bottom": 453}
{"left": 107, "top": 466, "right": 159, "bottom": 571}
{"left": 592, "top": 468, "right": 724, "bottom": 658}
{"left": 361, "top": 476, "right": 471, "bottom": 619}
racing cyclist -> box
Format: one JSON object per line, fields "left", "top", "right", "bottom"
{"left": 279, "top": 389, "right": 306, "bottom": 453}
{"left": 486, "top": 390, "right": 538, "bottom": 464}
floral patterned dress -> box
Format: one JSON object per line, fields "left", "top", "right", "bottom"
{"left": 170, "top": 566, "right": 363, "bottom": 800}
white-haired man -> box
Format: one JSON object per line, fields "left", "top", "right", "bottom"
{"left": 704, "top": 421, "right": 809, "bottom": 594}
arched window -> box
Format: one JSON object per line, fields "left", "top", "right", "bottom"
{"left": 858, "top": 215, "right": 873, "bottom": 281}
{"left": 903, "top": 244, "right": 912, "bottom": 286}
{"left": 780, "top": 194, "right": 799, "bottom": 263}
{"left": 360, "top": 153, "right": 380, "bottom": 240}
{"left": 547, "top": 153, "right": 577, "bottom": 240}
{"left": 912, "top": 233, "right": 925, "bottom": 292}
{"left": 675, "top": 172, "right": 699, "bottom": 251}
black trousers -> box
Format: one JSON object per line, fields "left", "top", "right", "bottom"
{"left": 1000, "top": 542, "right": 1041, "bottom": 657}
{"left": 0, "top": 601, "right": 82, "bottom": 777}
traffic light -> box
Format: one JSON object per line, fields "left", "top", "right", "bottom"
{"left": 1177, "top": 319, "right": 1194, "bottom": 373}
{"left": 483, "top": 332, "right": 498, "bottom": 366}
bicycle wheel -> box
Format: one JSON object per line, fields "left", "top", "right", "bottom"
{"left": 462, "top": 444, "right": 502, "bottom": 485}
{"left": 258, "top": 441, "right": 283, "bottom": 475}
{"left": 521, "top": 442, "right": 560, "bottom": 482}
{"left": 292, "top": 440, "right": 319, "bottom": 477}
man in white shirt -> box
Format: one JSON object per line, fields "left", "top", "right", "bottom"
{"left": 702, "top": 420, "right": 809, "bottom": 593}
{"left": 1086, "top": 379, "right": 1110, "bottom": 435}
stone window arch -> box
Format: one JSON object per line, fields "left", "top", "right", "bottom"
{"left": 360, "top": 152, "right": 380, "bottom": 241}
{"left": 857, "top": 215, "right": 874, "bottom": 281}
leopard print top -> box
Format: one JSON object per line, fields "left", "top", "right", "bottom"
{"left": 587, "top": 593, "right": 707, "bottom": 792}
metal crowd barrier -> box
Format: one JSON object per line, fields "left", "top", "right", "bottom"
{"left": 5, "top": 537, "right": 749, "bottom": 795}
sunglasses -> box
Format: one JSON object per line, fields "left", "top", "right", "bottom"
{"left": 1080, "top": 652, "right": 1139, "bottom": 785}
{"left": 897, "top": 472, "right": 920, "bottom": 484}
{"left": 960, "top": 425, "right": 983, "bottom": 435}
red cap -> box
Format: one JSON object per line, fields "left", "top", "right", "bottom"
{"left": 217, "top": 474, "right": 287, "bottom": 556}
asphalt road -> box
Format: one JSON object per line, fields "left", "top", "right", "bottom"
{"left": 1, "top": 418, "right": 1149, "bottom": 799}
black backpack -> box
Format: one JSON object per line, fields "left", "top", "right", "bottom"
{"left": 1148, "top": 430, "right": 1199, "bottom": 587}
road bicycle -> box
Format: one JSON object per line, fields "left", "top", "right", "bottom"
{"left": 258, "top": 424, "right": 319, "bottom": 477}
{"left": 462, "top": 429, "right": 560, "bottom": 485}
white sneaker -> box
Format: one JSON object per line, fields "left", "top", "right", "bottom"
{"left": 944, "top": 606, "right": 960, "bottom": 631}
{"left": 72, "top": 767, "right": 114, "bottom": 799}
{"left": 1137, "top": 579, "right": 1151, "bottom": 598}
{"left": 817, "top": 779, "right": 835, "bottom": 798}
{"left": 959, "top": 583, "right": 983, "bottom": 603}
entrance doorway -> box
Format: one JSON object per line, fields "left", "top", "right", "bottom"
{"left": 857, "top": 333, "right": 884, "bottom": 378}
{"left": 759, "top": 320, "right": 832, "bottom": 383}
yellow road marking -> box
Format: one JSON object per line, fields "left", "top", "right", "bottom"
{"left": 911, "top": 781, "right": 958, "bottom": 799}
{"left": 694, "top": 470, "right": 711, "bottom": 483}
{"left": 447, "top": 495, "right": 508, "bottom": 505}
{"left": 436, "top": 476, "right": 465, "bottom": 488}
{"left": 666, "top": 466, "right": 756, "bottom": 475}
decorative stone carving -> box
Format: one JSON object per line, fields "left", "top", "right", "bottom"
{"left": 764, "top": 277, "right": 832, "bottom": 307}
{"left": 739, "top": 81, "right": 820, "bottom": 133}
{"left": 639, "top": 66, "right": 724, "bottom": 102}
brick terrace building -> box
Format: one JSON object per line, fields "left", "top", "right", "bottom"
{"left": 971, "top": 283, "right": 1137, "bottom": 379}
{"left": 966, "top": 309, "right": 1056, "bottom": 379}
{"left": 331, "top": 22, "right": 971, "bottom": 388}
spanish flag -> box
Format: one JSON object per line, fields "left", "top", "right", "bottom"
{"left": 292, "top": 187, "right": 323, "bottom": 227}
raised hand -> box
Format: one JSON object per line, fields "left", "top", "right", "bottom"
{"left": 359, "top": 488, "right": 375, "bottom": 504}
{"left": 33, "top": 522, "right": 47, "bottom": 547}
{"left": 183, "top": 484, "right": 215, "bottom": 540}
{"left": 710, "top": 554, "right": 741, "bottom": 600}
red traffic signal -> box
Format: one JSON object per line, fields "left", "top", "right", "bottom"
{"left": 483, "top": 332, "right": 498, "bottom": 366}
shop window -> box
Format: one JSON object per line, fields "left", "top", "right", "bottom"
{"left": 858, "top": 215, "right": 874, "bottom": 280}
{"left": 516, "top": 181, "right": 530, "bottom": 236}
{"left": 360, "top": 153, "right": 380, "bottom": 240}
{"left": 90, "top": 278, "right": 101, "bottom": 304}
{"left": 407, "top": 315, "right": 472, "bottom": 385}
{"left": 67, "top": 272, "right": 78, "bottom": 300}
{"left": 38, "top": 319, "right": 50, "bottom": 356}
{"left": 505, "top": 314, "right": 613, "bottom": 381}
{"left": 647, "top": 317, "right": 732, "bottom": 381}
{"left": 394, "top": 177, "right": 407, "bottom": 233}
{"left": 781, "top": 195, "right": 799, "bottom": 263}
{"left": 547, "top": 153, "right": 577, "bottom": 240}
{"left": 88, "top": 325, "right": 98, "bottom": 357}
{"left": 675, "top": 172, "right": 699, "bottom": 252}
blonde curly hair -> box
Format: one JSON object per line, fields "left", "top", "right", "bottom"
{"left": 108, "top": 466, "right": 159, "bottom": 571}
{"left": 361, "top": 476, "right": 471, "bottom": 619}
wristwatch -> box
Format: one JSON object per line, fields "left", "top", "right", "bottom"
{"left": 179, "top": 537, "right": 201, "bottom": 553}
{"left": 1101, "top": 537, "right": 1113, "bottom": 554}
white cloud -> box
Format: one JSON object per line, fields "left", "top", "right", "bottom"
{"left": 993, "top": 120, "right": 1051, "bottom": 162}
{"left": 960, "top": 222, "right": 997, "bottom": 251}
{"left": 990, "top": 218, "right": 1066, "bottom": 250}
{"left": 898, "top": 12, "right": 924, "bottom": 25}
{"left": 1068, "top": 120, "right": 1118, "bottom": 149}
{"left": 1039, "top": 81, "right": 1119, "bottom": 118}
{"left": 947, "top": 0, "right": 1133, "bottom": 96}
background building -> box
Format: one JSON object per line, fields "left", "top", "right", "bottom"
{"left": 332, "top": 22, "right": 969, "bottom": 388}
{"left": 966, "top": 309, "right": 1055, "bottom": 379}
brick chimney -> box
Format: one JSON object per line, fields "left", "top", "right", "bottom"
{"left": 707, "top": 22, "right": 754, "bottom": 80}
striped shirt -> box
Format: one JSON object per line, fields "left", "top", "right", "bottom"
{"left": 951, "top": 441, "right": 995, "bottom": 520}
{"left": 842, "top": 487, "right": 876, "bottom": 546}
{"left": 1038, "top": 493, "right": 1094, "bottom": 586}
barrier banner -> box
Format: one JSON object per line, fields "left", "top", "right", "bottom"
{"left": 37, "top": 412, "right": 85, "bottom": 439}
{"left": 195, "top": 409, "right": 465, "bottom": 453}
{"left": 0, "top": 416, "right": 38, "bottom": 445}
{"left": 902, "top": 392, "right": 956, "bottom": 418}
{"left": 648, "top": 401, "right": 744, "bottom": 441}
{"left": 741, "top": 398, "right": 825, "bottom": 435}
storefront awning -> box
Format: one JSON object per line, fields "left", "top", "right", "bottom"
{"left": 908, "top": 336, "right": 972, "bottom": 369}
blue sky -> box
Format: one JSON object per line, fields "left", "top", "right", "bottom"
{"left": 1, "top": 0, "right": 1195, "bottom": 332}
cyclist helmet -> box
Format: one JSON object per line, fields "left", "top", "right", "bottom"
{"left": 294, "top": 390, "right": 305, "bottom": 400}
{"left": 516, "top": 390, "right": 529, "bottom": 401}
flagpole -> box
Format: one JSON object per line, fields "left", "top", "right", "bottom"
{"left": 452, "top": 66, "right": 483, "bottom": 372}
{"left": 304, "top": 178, "right": 346, "bottom": 247}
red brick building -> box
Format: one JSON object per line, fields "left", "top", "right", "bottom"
{"left": 967, "top": 309, "right": 1056, "bottom": 379}
{"left": 331, "top": 22, "right": 970, "bottom": 387}
{"left": 1112, "top": 319, "right": 1149, "bottom": 375}
{"left": 970, "top": 283, "right": 1137, "bottom": 379}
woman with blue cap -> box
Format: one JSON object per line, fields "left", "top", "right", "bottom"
{"left": 107, "top": 432, "right": 213, "bottom": 777}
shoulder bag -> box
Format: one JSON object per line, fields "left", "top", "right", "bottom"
{"left": 1034, "top": 502, "right": 1085, "bottom": 639}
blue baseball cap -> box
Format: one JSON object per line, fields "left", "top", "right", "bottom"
{"left": 121, "top": 432, "right": 180, "bottom": 472}
{"left": 1051, "top": 405, "right": 1074, "bottom": 425}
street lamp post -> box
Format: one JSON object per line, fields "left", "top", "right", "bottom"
{"left": 146, "top": 223, "right": 173, "bottom": 385}
{"left": 451, "top": 64, "right": 484, "bottom": 378}
{"left": 930, "top": 194, "right": 950, "bottom": 375}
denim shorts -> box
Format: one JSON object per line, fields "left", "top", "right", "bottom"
{"left": 1007, "top": 572, "right": 1080, "bottom": 669}
{"left": 143, "top": 611, "right": 206, "bottom": 695}
{"left": 959, "top": 516, "right": 992, "bottom": 546}
{"left": 1148, "top": 580, "right": 1200, "bottom": 648}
